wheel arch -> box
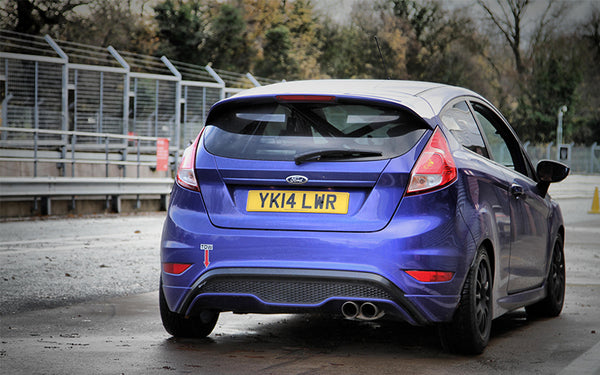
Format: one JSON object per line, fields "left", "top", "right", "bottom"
{"left": 547, "top": 224, "right": 565, "bottom": 277}
{"left": 476, "top": 238, "right": 495, "bottom": 282}
{"left": 557, "top": 225, "right": 565, "bottom": 244}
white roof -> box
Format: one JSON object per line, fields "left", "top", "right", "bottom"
{"left": 231, "top": 79, "right": 483, "bottom": 119}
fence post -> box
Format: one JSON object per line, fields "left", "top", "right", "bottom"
{"left": 592, "top": 142, "right": 599, "bottom": 174}
{"left": 34, "top": 61, "right": 39, "bottom": 177}
{"left": 105, "top": 135, "right": 109, "bottom": 178}
{"left": 160, "top": 56, "right": 182, "bottom": 175}
{"left": 1, "top": 59, "right": 7, "bottom": 141}
{"left": 107, "top": 46, "right": 131, "bottom": 177}
{"left": 1, "top": 93, "right": 12, "bottom": 141}
{"left": 44, "top": 35, "right": 69, "bottom": 177}
{"left": 246, "top": 72, "right": 261, "bottom": 87}
{"left": 202, "top": 87, "right": 206, "bottom": 131}
{"left": 154, "top": 79, "right": 159, "bottom": 138}
{"left": 72, "top": 70, "right": 78, "bottom": 177}
{"left": 205, "top": 64, "right": 226, "bottom": 100}
{"left": 99, "top": 71, "right": 104, "bottom": 134}
{"left": 546, "top": 141, "right": 554, "bottom": 160}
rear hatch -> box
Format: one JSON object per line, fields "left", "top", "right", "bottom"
{"left": 196, "top": 95, "right": 431, "bottom": 232}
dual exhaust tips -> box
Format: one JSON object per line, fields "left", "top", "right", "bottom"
{"left": 341, "top": 301, "right": 384, "bottom": 321}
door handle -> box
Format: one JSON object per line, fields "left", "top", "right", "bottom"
{"left": 510, "top": 184, "right": 525, "bottom": 199}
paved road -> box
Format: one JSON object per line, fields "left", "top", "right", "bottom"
{"left": 1, "top": 175, "right": 599, "bottom": 374}
{"left": 0, "top": 214, "right": 163, "bottom": 315}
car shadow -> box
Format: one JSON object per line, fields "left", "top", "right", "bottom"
{"left": 160, "top": 309, "right": 541, "bottom": 361}
{"left": 490, "top": 308, "right": 532, "bottom": 338}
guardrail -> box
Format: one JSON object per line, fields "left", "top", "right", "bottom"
{"left": 0, "top": 127, "right": 176, "bottom": 215}
{"left": 0, "top": 30, "right": 284, "bottom": 217}
{"left": 0, "top": 176, "right": 173, "bottom": 215}
{"left": 0, "top": 126, "right": 175, "bottom": 178}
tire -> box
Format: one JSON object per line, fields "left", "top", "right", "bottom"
{"left": 159, "top": 279, "right": 219, "bottom": 338}
{"left": 526, "top": 235, "right": 565, "bottom": 318}
{"left": 439, "top": 247, "right": 493, "bottom": 355}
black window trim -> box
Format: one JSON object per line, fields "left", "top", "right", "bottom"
{"left": 466, "top": 98, "right": 537, "bottom": 182}
{"left": 439, "top": 96, "right": 490, "bottom": 159}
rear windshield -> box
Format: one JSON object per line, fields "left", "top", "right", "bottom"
{"left": 203, "top": 100, "right": 429, "bottom": 162}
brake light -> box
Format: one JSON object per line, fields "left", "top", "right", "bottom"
{"left": 176, "top": 129, "right": 203, "bottom": 191}
{"left": 163, "top": 263, "right": 192, "bottom": 274}
{"left": 405, "top": 270, "right": 454, "bottom": 282}
{"left": 276, "top": 95, "right": 336, "bottom": 102}
{"left": 407, "top": 127, "right": 457, "bottom": 195}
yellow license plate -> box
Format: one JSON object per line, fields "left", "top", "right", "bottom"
{"left": 247, "top": 190, "right": 349, "bottom": 214}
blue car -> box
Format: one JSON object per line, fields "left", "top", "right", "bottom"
{"left": 160, "top": 80, "right": 569, "bottom": 354}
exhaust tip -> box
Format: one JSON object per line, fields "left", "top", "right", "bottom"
{"left": 359, "top": 302, "right": 380, "bottom": 320}
{"left": 341, "top": 301, "right": 359, "bottom": 319}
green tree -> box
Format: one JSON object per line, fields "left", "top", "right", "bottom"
{"left": 317, "top": 1, "right": 408, "bottom": 80}
{"left": 389, "top": 0, "right": 482, "bottom": 85}
{"left": 513, "top": 35, "right": 582, "bottom": 142}
{"left": 476, "top": 0, "right": 589, "bottom": 143}
{"left": 570, "top": 6, "right": 600, "bottom": 144}
{"left": 318, "top": 21, "right": 373, "bottom": 79}
{"left": 238, "top": 0, "right": 287, "bottom": 60}
{"left": 254, "top": 25, "right": 298, "bottom": 79}
{"left": 242, "top": 0, "right": 321, "bottom": 79}
{"left": 154, "top": 0, "right": 217, "bottom": 64}
{"left": 285, "top": 0, "right": 322, "bottom": 79}
{"left": 204, "top": 3, "right": 253, "bottom": 71}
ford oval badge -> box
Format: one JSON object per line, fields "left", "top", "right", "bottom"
{"left": 286, "top": 175, "right": 309, "bottom": 185}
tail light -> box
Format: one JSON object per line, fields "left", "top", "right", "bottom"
{"left": 176, "top": 129, "right": 203, "bottom": 191}
{"left": 407, "top": 127, "right": 457, "bottom": 195}
{"left": 276, "top": 95, "right": 336, "bottom": 103}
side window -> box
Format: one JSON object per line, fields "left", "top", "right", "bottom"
{"left": 440, "top": 101, "right": 488, "bottom": 157}
{"left": 471, "top": 102, "right": 526, "bottom": 175}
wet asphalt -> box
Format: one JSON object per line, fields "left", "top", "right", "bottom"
{"left": 0, "top": 176, "right": 599, "bottom": 374}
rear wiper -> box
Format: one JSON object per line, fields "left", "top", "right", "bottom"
{"left": 294, "top": 149, "right": 383, "bottom": 165}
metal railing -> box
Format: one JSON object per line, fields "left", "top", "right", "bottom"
{"left": 524, "top": 142, "right": 600, "bottom": 174}
{"left": 0, "top": 30, "right": 284, "bottom": 216}
{"left": 0, "top": 30, "right": 275, "bottom": 157}
{"left": 0, "top": 126, "right": 176, "bottom": 215}
{"left": 0, "top": 126, "right": 173, "bottom": 178}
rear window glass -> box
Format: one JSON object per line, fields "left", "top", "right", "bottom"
{"left": 203, "top": 100, "right": 429, "bottom": 161}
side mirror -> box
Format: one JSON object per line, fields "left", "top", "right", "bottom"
{"left": 536, "top": 159, "right": 570, "bottom": 197}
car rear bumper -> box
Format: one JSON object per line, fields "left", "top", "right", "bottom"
{"left": 172, "top": 268, "right": 430, "bottom": 324}
{"left": 160, "top": 185, "right": 475, "bottom": 324}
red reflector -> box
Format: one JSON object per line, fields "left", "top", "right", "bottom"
{"left": 163, "top": 263, "right": 192, "bottom": 274}
{"left": 276, "top": 95, "right": 336, "bottom": 102}
{"left": 405, "top": 270, "right": 454, "bottom": 282}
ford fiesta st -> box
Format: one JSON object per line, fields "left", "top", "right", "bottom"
{"left": 159, "top": 80, "right": 569, "bottom": 354}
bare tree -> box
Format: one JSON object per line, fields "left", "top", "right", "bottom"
{"left": 476, "top": 0, "right": 565, "bottom": 75}
{"left": 580, "top": 5, "right": 600, "bottom": 60}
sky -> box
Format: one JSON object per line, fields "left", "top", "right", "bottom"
{"left": 313, "top": 0, "right": 597, "bottom": 29}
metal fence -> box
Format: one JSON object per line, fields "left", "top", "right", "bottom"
{"left": 525, "top": 142, "right": 600, "bottom": 175}
{"left": 2, "top": 29, "right": 598, "bottom": 178}
{"left": 0, "top": 30, "right": 279, "bottom": 177}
